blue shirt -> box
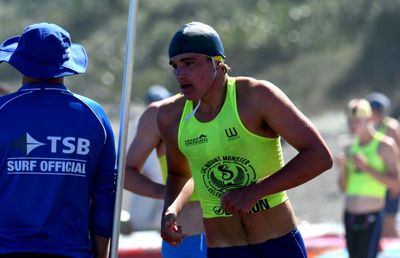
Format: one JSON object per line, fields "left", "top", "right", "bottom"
{"left": 0, "top": 83, "right": 117, "bottom": 258}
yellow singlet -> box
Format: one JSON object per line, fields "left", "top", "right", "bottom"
{"left": 346, "top": 132, "right": 387, "bottom": 198}
{"left": 178, "top": 77, "right": 287, "bottom": 218}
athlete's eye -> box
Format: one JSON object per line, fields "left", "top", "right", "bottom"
{"left": 183, "top": 61, "right": 194, "bottom": 66}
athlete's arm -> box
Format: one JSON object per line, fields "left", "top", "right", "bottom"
{"left": 92, "top": 235, "right": 110, "bottom": 258}
{"left": 386, "top": 119, "right": 400, "bottom": 196}
{"left": 124, "top": 103, "right": 165, "bottom": 199}
{"left": 336, "top": 148, "right": 349, "bottom": 192}
{"left": 386, "top": 118, "right": 400, "bottom": 149}
{"left": 354, "top": 138, "right": 400, "bottom": 194}
{"left": 221, "top": 79, "right": 333, "bottom": 215}
{"left": 157, "top": 99, "right": 192, "bottom": 244}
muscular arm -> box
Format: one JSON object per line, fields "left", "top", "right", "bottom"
{"left": 355, "top": 138, "right": 400, "bottom": 194}
{"left": 157, "top": 98, "right": 193, "bottom": 244}
{"left": 253, "top": 81, "right": 332, "bottom": 192}
{"left": 222, "top": 79, "right": 333, "bottom": 214}
{"left": 124, "top": 103, "right": 165, "bottom": 199}
{"left": 157, "top": 99, "right": 193, "bottom": 215}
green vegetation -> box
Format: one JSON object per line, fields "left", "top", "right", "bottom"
{"left": 1, "top": 0, "right": 400, "bottom": 115}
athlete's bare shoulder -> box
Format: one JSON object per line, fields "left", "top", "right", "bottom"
{"left": 234, "top": 76, "right": 280, "bottom": 96}
{"left": 386, "top": 116, "right": 400, "bottom": 125}
{"left": 234, "top": 76, "right": 290, "bottom": 113}
{"left": 148, "top": 94, "right": 181, "bottom": 108}
{"left": 157, "top": 94, "right": 186, "bottom": 143}
{"left": 157, "top": 94, "right": 185, "bottom": 119}
{"left": 385, "top": 116, "right": 400, "bottom": 131}
{"left": 379, "top": 134, "right": 396, "bottom": 149}
{"left": 140, "top": 95, "right": 182, "bottom": 126}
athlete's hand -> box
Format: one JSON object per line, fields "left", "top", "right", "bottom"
{"left": 160, "top": 212, "right": 186, "bottom": 246}
{"left": 351, "top": 154, "right": 369, "bottom": 172}
{"left": 220, "top": 185, "right": 259, "bottom": 217}
{"left": 335, "top": 153, "right": 346, "bottom": 170}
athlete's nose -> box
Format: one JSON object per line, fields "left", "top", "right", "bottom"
{"left": 174, "top": 67, "right": 186, "bottom": 80}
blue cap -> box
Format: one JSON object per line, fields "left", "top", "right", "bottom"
{"left": 146, "top": 85, "right": 171, "bottom": 103}
{"left": 168, "top": 22, "right": 225, "bottom": 60}
{"left": 0, "top": 22, "right": 87, "bottom": 78}
{"left": 366, "top": 92, "right": 391, "bottom": 114}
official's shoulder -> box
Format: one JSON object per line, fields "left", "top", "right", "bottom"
{"left": 74, "top": 93, "right": 100, "bottom": 105}
{"left": 0, "top": 91, "right": 26, "bottom": 109}
{"left": 72, "top": 93, "right": 110, "bottom": 117}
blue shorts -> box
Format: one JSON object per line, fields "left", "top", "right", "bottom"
{"left": 162, "top": 233, "right": 207, "bottom": 258}
{"left": 207, "top": 228, "right": 307, "bottom": 258}
{"left": 385, "top": 190, "right": 400, "bottom": 214}
{"left": 344, "top": 210, "right": 383, "bottom": 258}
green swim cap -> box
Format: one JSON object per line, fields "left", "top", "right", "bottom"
{"left": 168, "top": 22, "right": 225, "bottom": 60}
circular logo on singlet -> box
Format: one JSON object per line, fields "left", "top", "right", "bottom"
{"left": 200, "top": 155, "right": 256, "bottom": 197}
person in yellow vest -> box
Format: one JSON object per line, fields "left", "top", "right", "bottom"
{"left": 158, "top": 21, "right": 333, "bottom": 258}
{"left": 336, "top": 98, "right": 400, "bottom": 258}
{"left": 367, "top": 92, "right": 400, "bottom": 238}
{"left": 124, "top": 85, "right": 206, "bottom": 258}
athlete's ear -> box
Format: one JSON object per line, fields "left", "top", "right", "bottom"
{"left": 217, "top": 62, "right": 228, "bottom": 73}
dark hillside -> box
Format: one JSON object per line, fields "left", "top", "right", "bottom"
{"left": 1, "top": 0, "right": 400, "bottom": 115}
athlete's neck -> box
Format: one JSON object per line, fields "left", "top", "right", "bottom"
{"left": 357, "top": 126, "right": 375, "bottom": 145}
{"left": 195, "top": 76, "right": 228, "bottom": 122}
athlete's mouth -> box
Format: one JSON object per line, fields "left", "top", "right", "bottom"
{"left": 180, "top": 83, "right": 191, "bottom": 89}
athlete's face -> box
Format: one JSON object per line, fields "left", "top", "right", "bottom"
{"left": 347, "top": 116, "right": 369, "bottom": 135}
{"left": 370, "top": 109, "right": 382, "bottom": 127}
{"left": 169, "top": 53, "right": 216, "bottom": 100}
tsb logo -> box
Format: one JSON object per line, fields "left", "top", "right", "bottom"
{"left": 47, "top": 136, "right": 90, "bottom": 155}
{"left": 22, "top": 133, "right": 90, "bottom": 155}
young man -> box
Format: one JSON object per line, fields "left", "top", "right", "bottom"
{"left": 367, "top": 92, "right": 400, "bottom": 238}
{"left": 158, "top": 21, "right": 333, "bottom": 258}
{"left": 0, "top": 23, "right": 117, "bottom": 258}
{"left": 124, "top": 86, "right": 206, "bottom": 258}
{"left": 337, "top": 99, "right": 400, "bottom": 258}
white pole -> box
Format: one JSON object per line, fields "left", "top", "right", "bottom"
{"left": 110, "top": 0, "right": 139, "bottom": 257}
